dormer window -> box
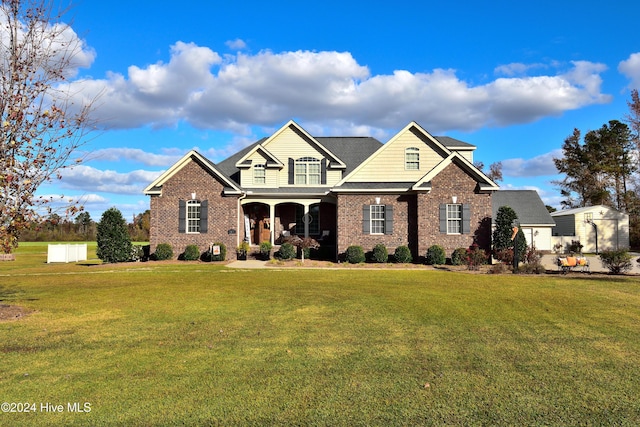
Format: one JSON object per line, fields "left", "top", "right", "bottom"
{"left": 295, "top": 157, "right": 321, "bottom": 185}
{"left": 405, "top": 147, "right": 419, "bottom": 170}
{"left": 253, "top": 164, "right": 266, "bottom": 185}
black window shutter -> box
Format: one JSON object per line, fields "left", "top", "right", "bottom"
{"left": 362, "top": 205, "right": 370, "bottom": 234}
{"left": 462, "top": 204, "right": 471, "bottom": 234}
{"left": 439, "top": 204, "right": 447, "bottom": 233}
{"left": 321, "top": 159, "right": 327, "bottom": 185}
{"left": 200, "top": 200, "right": 208, "bottom": 233}
{"left": 384, "top": 205, "right": 394, "bottom": 235}
{"left": 288, "top": 158, "right": 294, "bottom": 184}
{"left": 178, "top": 200, "right": 186, "bottom": 233}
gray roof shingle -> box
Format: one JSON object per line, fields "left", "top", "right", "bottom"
{"left": 492, "top": 190, "right": 555, "bottom": 225}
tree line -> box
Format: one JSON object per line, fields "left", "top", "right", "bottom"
{"left": 20, "top": 210, "right": 150, "bottom": 242}
{"left": 554, "top": 89, "right": 640, "bottom": 246}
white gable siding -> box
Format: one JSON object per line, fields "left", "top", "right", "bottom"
{"left": 240, "top": 151, "right": 278, "bottom": 188}
{"left": 348, "top": 129, "right": 446, "bottom": 182}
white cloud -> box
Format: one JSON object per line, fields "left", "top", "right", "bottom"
{"left": 59, "top": 165, "right": 163, "bottom": 195}
{"left": 618, "top": 52, "right": 640, "bottom": 89}
{"left": 494, "top": 62, "right": 547, "bottom": 76}
{"left": 60, "top": 45, "right": 612, "bottom": 134}
{"left": 225, "top": 38, "right": 247, "bottom": 50}
{"left": 87, "top": 148, "right": 182, "bottom": 166}
{"left": 502, "top": 149, "right": 563, "bottom": 177}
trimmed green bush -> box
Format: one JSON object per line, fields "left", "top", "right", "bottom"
{"left": 426, "top": 245, "right": 446, "bottom": 265}
{"left": 183, "top": 245, "right": 200, "bottom": 261}
{"left": 600, "top": 250, "right": 633, "bottom": 274}
{"left": 96, "top": 207, "right": 132, "bottom": 263}
{"left": 154, "top": 243, "right": 174, "bottom": 261}
{"left": 345, "top": 245, "right": 366, "bottom": 264}
{"left": 451, "top": 247, "right": 467, "bottom": 266}
{"left": 394, "top": 245, "right": 413, "bottom": 263}
{"left": 372, "top": 244, "right": 388, "bottom": 263}
{"left": 277, "top": 242, "right": 296, "bottom": 260}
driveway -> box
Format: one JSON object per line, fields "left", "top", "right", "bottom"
{"left": 540, "top": 253, "right": 640, "bottom": 274}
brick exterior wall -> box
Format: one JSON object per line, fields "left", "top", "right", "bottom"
{"left": 336, "top": 162, "right": 493, "bottom": 261}
{"left": 336, "top": 193, "right": 415, "bottom": 257}
{"left": 149, "top": 159, "right": 239, "bottom": 259}
{"left": 417, "top": 163, "right": 493, "bottom": 257}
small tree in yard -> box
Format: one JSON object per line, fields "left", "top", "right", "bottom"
{"left": 0, "top": 0, "right": 97, "bottom": 254}
{"left": 96, "top": 207, "right": 131, "bottom": 263}
{"left": 492, "top": 206, "right": 526, "bottom": 263}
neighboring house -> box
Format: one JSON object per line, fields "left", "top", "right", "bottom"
{"left": 492, "top": 190, "right": 556, "bottom": 251}
{"left": 144, "top": 120, "right": 500, "bottom": 260}
{"left": 550, "top": 205, "right": 629, "bottom": 253}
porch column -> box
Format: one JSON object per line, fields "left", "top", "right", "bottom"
{"left": 269, "top": 202, "right": 276, "bottom": 246}
{"left": 303, "top": 202, "right": 311, "bottom": 238}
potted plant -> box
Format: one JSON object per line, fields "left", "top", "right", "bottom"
{"left": 236, "top": 241, "right": 250, "bottom": 260}
{"left": 259, "top": 241, "right": 272, "bottom": 260}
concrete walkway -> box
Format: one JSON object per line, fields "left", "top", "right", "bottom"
{"left": 226, "top": 259, "right": 269, "bottom": 269}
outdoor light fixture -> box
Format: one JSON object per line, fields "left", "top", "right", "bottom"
{"left": 452, "top": 196, "right": 457, "bottom": 204}
{"left": 375, "top": 197, "right": 381, "bottom": 205}
{"left": 191, "top": 192, "right": 196, "bottom": 200}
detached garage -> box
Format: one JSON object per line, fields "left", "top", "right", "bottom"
{"left": 551, "top": 205, "right": 629, "bottom": 253}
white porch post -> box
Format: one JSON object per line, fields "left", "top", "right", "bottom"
{"left": 303, "top": 202, "right": 311, "bottom": 238}
{"left": 269, "top": 202, "right": 276, "bottom": 246}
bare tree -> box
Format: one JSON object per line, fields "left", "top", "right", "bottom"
{"left": 0, "top": 0, "right": 96, "bottom": 254}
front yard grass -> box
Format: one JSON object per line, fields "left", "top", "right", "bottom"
{"left": 2, "top": 244, "right": 640, "bottom": 425}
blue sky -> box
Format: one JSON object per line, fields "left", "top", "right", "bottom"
{"left": 32, "top": 0, "right": 640, "bottom": 221}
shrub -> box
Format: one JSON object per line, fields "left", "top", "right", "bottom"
{"left": 394, "top": 245, "right": 413, "bottom": 263}
{"left": 183, "top": 244, "right": 200, "bottom": 261}
{"left": 96, "top": 207, "right": 132, "bottom": 263}
{"left": 515, "top": 263, "right": 546, "bottom": 274}
{"left": 345, "top": 245, "right": 365, "bottom": 264}
{"left": 488, "top": 262, "right": 510, "bottom": 274}
{"left": 277, "top": 242, "right": 296, "bottom": 260}
{"left": 425, "top": 245, "right": 446, "bottom": 265}
{"left": 154, "top": 243, "right": 174, "bottom": 261}
{"left": 569, "top": 240, "right": 583, "bottom": 254}
{"left": 203, "top": 242, "right": 226, "bottom": 261}
{"left": 259, "top": 241, "right": 272, "bottom": 260}
{"left": 466, "top": 245, "right": 487, "bottom": 270}
{"left": 371, "top": 244, "right": 388, "bottom": 263}
{"left": 451, "top": 248, "right": 467, "bottom": 266}
{"left": 599, "top": 250, "right": 633, "bottom": 274}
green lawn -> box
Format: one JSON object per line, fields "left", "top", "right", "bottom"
{"left": 2, "top": 243, "right": 640, "bottom": 426}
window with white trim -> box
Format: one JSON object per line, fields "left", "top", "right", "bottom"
{"left": 446, "top": 204, "right": 462, "bottom": 234}
{"left": 253, "top": 164, "right": 266, "bottom": 185}
{"left": 295, "top": 157, "right": 321, "bottom": 185}
{"left": 405, "top": 147, "right": 420, "bottom": 170}
{"left": 370, "top": 205, "right": 386, "bottom": 234}
{"left": 186, "top": 200, "right": 201, "bottom": 233}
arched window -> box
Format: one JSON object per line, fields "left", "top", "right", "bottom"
{"left": 405, "top": 147, "right": 419, "bottom": 170}
{"left": 295, "top": 157, "right": 321, "bottom": 185}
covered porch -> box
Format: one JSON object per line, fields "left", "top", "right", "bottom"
{"left": 240, "top": 198, "right": 336, "bottom": 258}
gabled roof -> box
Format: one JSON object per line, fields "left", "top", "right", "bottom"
{"left": 336, "top": 121, "right": 452, "bottom": 186}
{"left": 549, "top": 205, "right": 614, "bottom": 217}
{"left": 234, "top": 120, "right": 347, "bottom": 170}
{"left": 234, "top": 144, "right": 283, "bottom": 169}
{"left": 143, "top": 150, "right": 242, "bottom": 195}
{"left": 492, "top": 190, "right": 555, "bottom": 226}
{"left": 412, "top": 152, "right": 499, "bottom": 192}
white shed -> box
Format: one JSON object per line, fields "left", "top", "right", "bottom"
{"left": 551, "top": 205, "right": 629, "bottom": 253}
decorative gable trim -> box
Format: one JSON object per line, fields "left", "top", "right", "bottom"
{"left": 336, "top": 121, "right": 452, "bottom": 187}
{"left": 235, "top": 145, "right": 283, "bottom": 169}
{"left": 412, "top": 152, "right": 499, "bottom": 192}
{"left": 143, "top": 150, "right": 242, "bottom": 196}
{"left": 266, "top": 120, "right": 346, "bottom": 170}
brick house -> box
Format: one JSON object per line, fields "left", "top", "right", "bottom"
{"left": 144, "top": 120, "right": 499, "bottom": 260}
